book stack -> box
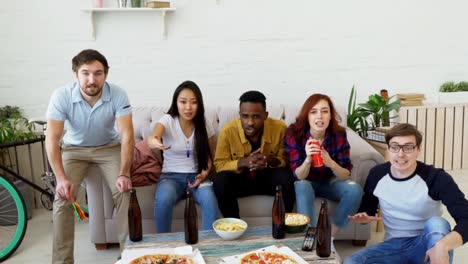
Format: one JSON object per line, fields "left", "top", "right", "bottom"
{"left": 146, "top": 1, "right": 170, "bottom": 8}
{"left": 396, "top": 93, "right": 425, "bottom": 106}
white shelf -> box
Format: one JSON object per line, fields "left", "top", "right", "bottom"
{"left": 81, "top": 8, "right": 176, "bottom": 40}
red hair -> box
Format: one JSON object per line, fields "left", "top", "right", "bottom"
{"left": 290, "top": 94, "right": 345, "bottom": 144}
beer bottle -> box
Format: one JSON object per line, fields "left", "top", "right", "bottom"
{"left": 272, "top": 185, "right": 286, "bottom": 239}
{"left": 316, "top": 199, "right": 331, "bottom": 257}
{"left": 184, "top": 188, "right": 198, "bottom": 244}
{"left": 128, "top": 188, "right": 142, "bottom": 242}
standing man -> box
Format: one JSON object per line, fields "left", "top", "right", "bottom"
{"left": 213, "top": 91, "right": 295, "bottom": 218}
{"left": 346, "top": 124, "right": 468, "bottom": 264}
{"left": 46, "top": 49, "right": 134, "bottom": 263}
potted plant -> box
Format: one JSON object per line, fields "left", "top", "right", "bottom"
{"left": 438, "top": 81, "right": 468, "bottom": 104}
{"left": 347, "top": 86, "right": 370, "bottom": 137}
{"left": 359, "top": 94, "right": 401, "bottom": 128}
{"left": 0, "top": 105, "right": 36, "bottom": 145}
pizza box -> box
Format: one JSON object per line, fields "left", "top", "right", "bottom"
{"left": 121, "top": 245, "right": 205, "bottom": 264}
{"left": 221, "top": 245, "right": 307, "bottom": 264}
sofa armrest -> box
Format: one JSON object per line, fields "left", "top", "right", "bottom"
{"left": 347, "top": 128, "right": 385, "bottom": 187}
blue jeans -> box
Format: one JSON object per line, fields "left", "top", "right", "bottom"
{"left": 295, "top": 179, "right": 363, "bottom": 227}
{"left": 154, "top": 172, "right": 219, "bottom": 233}
{"left": 344, "top": 217, "right": 453, "bottom": 264}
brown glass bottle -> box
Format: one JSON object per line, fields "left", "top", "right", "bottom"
{"left": 316, "top": 199, "right": 331, "bottom": 257}
{"left": 184, "top": 188, "right": 198, "bottom": 244}
{"left": 128, "top": 188, "right": 142, "bottom": 242}
{"left": 272, "top": 185, "right": 286, "bottom": 239}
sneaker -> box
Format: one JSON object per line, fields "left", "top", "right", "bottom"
{"left": 331, "top": 240, "right": 342, "bottom": 264}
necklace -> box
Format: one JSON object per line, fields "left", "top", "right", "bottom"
{"left": 185, "top": 139, "right": 191, "bottom": 158}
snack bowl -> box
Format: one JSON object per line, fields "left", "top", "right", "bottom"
{"left": 285, "top": 213, "right": 310, "bottom": 233}
{"left": 212, "top": 218, "right": 248, "bottom": 240}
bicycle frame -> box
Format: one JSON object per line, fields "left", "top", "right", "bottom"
{"left": 0, "top": 136, "right": 54, "bottom": 204}
{"left": 0, "top": 163, "right": 53, "bottom": 201}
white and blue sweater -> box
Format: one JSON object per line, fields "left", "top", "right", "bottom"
{"left": 359, "top": 162, "right": 468, "bottom": 243}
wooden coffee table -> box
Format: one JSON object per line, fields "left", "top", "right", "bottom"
{"left": 125, "top": 226, "right": 339, "bottom": 263}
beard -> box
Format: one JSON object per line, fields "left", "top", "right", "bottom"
{"left": 81, "top": 84, "right": 103, "bottom": 97}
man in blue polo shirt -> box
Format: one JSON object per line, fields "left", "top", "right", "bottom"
{"left": 46, "top": 49, "right": 134, "bottom": 263}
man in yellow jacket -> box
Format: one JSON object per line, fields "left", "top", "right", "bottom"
{"left": 213, "top": 90, "right": 295, "bottom": 218}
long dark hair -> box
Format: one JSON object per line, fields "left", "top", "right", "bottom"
{"left": 167, "top": 81, "right": 212, "bottom": 172}
{"left": 290, "top": 94, "right": 345, "bottom": 145}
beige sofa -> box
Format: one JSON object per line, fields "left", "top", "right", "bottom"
{"left": 84, "top": 105, "right": 384, "bottom": 249}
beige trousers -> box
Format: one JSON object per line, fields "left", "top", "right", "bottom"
{"left": 52, "top": 142, "right": 129, "bottom": 264}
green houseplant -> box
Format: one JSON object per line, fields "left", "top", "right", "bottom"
{"left": 347, "top": 86, "right": 401, "bottom": 141}
{"left": 347, "top": 86, "right": 370, "bottom": 137}
{"left": 439, "top": 81, "right": 468, "bottom": 92}
{"left": 359, "top": 94, "right": 401, "bottom": 128}
{"left": 0, "top": 106, "right": 36, "bottom": 145}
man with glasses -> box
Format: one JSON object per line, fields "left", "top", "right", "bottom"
{"left": 346, "top": 123, "right": 468, "bottom": 264}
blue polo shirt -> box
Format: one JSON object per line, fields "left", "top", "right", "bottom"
{"left": 46, "top": 81, "right": 132, "bottom": 147}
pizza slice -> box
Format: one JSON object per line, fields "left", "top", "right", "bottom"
{"left": 129, "top": 254, "right": 195, "bottom": 264}
{"left": 130, "top": 254, "right": 168, "bottom": 264}
{"left": 166, "top": 254, "right": 195, "bottom": 264}
{"left": 240, "top": 252, "right": 266, "bottom": 264}
{"left": 259, "top": 252, "right": 298, "bottom": 264}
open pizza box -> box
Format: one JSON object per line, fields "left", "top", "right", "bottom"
{"left": 221, "top": 245, "right": 308, "bottom": 264}
{"left": 121, "top": 245, "right": 205, "bottom": 264}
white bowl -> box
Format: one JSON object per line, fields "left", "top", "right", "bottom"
{"left": 212, "top": 218, "right": 248, "bottom": 240}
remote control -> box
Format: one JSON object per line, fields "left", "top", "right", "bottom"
{"left": 301, "top": 226, "right": 315, "bottom": 251}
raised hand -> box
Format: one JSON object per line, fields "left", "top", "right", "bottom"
{"left": 348, "top": 212, "right": 382, "bottom": 224}
{"left": 147, "top": 136, "right": 171, "bottom": 150}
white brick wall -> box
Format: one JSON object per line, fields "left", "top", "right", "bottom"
{"left": 1, "top": 0, "right": 468, "bottom": 118}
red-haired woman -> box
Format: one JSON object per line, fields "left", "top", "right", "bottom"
{"left": 285, "top": 94, "right": 363, "bottom": 251}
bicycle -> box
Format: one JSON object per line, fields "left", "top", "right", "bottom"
{"left": 0, "top": 120, "right": 56, "bottom": 261}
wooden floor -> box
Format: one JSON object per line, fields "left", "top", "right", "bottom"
{"left": 5, "top": 169, "right": 468, "bottom": 264}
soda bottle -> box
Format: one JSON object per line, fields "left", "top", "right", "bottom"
{"left": 128, "top": 188, "right": 142, "bottom": 242}
{"left": 316, "top": 199, "right": 331, "bottom": 257}
{"left": 272, "top": 185, "right": 286, "bottom": 239}
{"left": 310, "top": 139, "right": 324, "bottom": 167}
{"left": 184, "top": 188, "right": 198, "bottom": 244}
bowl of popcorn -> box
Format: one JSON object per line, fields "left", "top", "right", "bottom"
{"left": 212, "top": 218, "right": 248, "bottom": 240}
{"left": 285, "top": 213, "right": 310, "bottom": 233}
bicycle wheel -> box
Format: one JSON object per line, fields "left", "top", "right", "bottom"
{"left": 0, "top": 176, "right": 27, "bottom": 262}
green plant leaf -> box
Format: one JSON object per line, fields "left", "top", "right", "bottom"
{"left": 0, "top": 106, "right": 36, "bottom": 145}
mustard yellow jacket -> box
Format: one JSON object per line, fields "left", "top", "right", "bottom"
{"left": 214, "top": 118, "right": 288, "bottom": 173}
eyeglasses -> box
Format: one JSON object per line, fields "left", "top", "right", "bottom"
{"left": 388, "top": 144, "right": 417, "bottom": 153}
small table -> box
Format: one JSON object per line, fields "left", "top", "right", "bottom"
{"left": 125, "top": 226, "right": 339, "bottom": 264}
